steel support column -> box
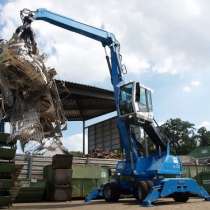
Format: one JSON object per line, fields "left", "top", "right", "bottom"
{"left": 83, "top": 121, "right": 86, "bottom": 155}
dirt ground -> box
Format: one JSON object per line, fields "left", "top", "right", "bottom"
{"left": 11, "top": 198, "right": 210, "bottom": 210}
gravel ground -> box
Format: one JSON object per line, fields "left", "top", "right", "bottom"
{"left": 11, "top": 198, "right": 210, "bottom": 210}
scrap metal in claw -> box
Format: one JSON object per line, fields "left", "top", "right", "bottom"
{"left": 0, "top": 12, "right": 67, "bottom": 152}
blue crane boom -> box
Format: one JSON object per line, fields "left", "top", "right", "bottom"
{"left": 34, "top": 9, "right": 116, "bottom": 46}
{"left": 19, "top": 8, "right": 210, "bottom": 206}
{"left": 33, "top": 9, "right": 123, "bottom": 85}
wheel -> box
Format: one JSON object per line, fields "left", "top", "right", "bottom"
{"left": 103, "top": 183, "right": 120, "bottom": 202}
{"left": 134, "top": 181, "right": 149, "bottom": 201}
{"left": 173, "top": 194, "right": 189, "bottom": 202}
{"left": 146, "top": 180, "right": 154, "bottom": 191}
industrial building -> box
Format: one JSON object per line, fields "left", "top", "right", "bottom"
{"left": 88, "top": 117, "right": 142, "bottom": 154}
{"left": 88, "top": 117, "right": 120, "bottom": 153}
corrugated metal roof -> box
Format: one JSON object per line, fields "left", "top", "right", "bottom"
{"left": 55, "top": 80, "right": 115, "bottom": 121}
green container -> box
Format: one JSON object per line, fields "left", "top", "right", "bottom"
{"left": 45, "top": 164, "right": 110, "bottom": 198}
{"left": 0, "top": 133, "right": 10, "bottom": 144}
{"left": 71, "top": 165, "right": 109, "bottom": 198}
{"left": 0, "top": 195, "right": 11, "bottom": 207}
{"left": 43, "top": 165, "right": 52, "bottom": 184}
{"left": 72, "top": 179, "right": 97, "bottom": 198}
{"left": 97, "top": 167, "right": 110, "bottom": 186}
{"left": 15, "top": 181, "right": 46, "bottom": 203}
{"left": 0, "top": 133, "right": 15, "bottom": 147}
{"left": 72, "top": 165, "right": 102, "bottom": 179}
{"left": 0, "top": 163, "right": 15, "bottom": 173}
{"left": 0, "top": 147, "right": 16, "bottom": 160}
{"left": 0, "top": 179, "right": 13, "bottom": 190}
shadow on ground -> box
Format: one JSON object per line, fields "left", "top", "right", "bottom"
{"left": 120, "top": 198, "right": 204, "bottom": 207}
{"left": 12, "top": 200, "right": 107, "bottom": 210}
{"left": 11, "top": 198, "right": 205, "bottom": 209}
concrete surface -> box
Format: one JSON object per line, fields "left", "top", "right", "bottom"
{"left": 11, "top": 198, "right": 210, "bottom": 210}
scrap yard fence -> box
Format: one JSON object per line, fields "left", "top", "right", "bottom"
{"left": 15, "top": 154, "right": 117, "bottom": 182}
{"left": 15, "top": 154, "right": 210, "bottom": 193}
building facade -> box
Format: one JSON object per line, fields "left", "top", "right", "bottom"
{"left": 88, "top": 117, "right": 142, "bottom": 154}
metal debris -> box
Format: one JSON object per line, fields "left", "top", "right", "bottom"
{"left": 88, "top": 149, "right": 121, "bottom": 159}
{"left": 0, "top": 18, "right": 67, "bottom": 152}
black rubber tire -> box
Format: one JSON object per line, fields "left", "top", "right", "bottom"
{"left": 103, "top": 183, "right": 120, "bottom": 202}
{"left": 134, "top": 181, "right": 149, "bottom": 201}
{"left": 146, "top": 180, "right": 154, "bottom": 193}
{"left": 173, "top": 195, "right": 189, "bottom": 202}
{"left": 140, "top": 181, "right": 149, "bottom": 199}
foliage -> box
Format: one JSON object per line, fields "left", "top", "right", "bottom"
{"left": 160, "top": 118, "right": 197, "bottom": 155}
{"left": 196, "top": 127, "right": 210, "bottom": 146}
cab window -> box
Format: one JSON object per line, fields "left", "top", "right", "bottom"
{"left": 146, "top": 90, "right": 153, "bottom": 111}
{"left": 119, "top": 83, "right": 134, "bottom": 115}
{"left": 140, "top": 87, "right": 147, "bottom": 106}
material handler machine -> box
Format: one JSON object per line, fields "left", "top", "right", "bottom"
{"left": 19, "top": 8, "right": 210, "bottom": 206}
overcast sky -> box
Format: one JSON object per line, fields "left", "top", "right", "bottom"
{"left": 0, "top": 0, "right": 210, "bottom": 152}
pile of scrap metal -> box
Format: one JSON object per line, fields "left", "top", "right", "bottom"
{"left": 88, "top": 149, "right": 121, "bottom": 159}
{"left": 0, "top": 14, "right": 67, "bottom": 152}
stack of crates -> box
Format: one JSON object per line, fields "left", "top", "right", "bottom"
{"left": 44, "top": 154, "right": 73, "bottom": 201}
{"left": 0, "top": 133, "right": 16, "bottom": 207}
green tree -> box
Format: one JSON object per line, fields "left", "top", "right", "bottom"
{"left": 197, "top": 127, "right": 210, "bottom": 146}
{"left": 160, "top": 118, "right": 196, "bottom": 155}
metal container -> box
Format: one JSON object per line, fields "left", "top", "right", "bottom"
{"left": 46, "top": 185, "right": 72, "bottom": 201}
{"left": 0, "top": 163, "right": 15, "bottom": 173}
{"left": 54, "top": 169, "right": 72, "bottom": 185}
{"left": 44, "top": 164, "right": 73, "bottom": 201}
{"left": 0, "top": 179, "right": 13, "bottom": 190}
{"left": 0, "top": 133, "right": 10, "bottom": 145}
{"left": 72, "top": 165, "right": 109, "bottom": 198}
{"left": 0, "top": 148, "right": 16, "bottom": 160}
{"left": 44, "top": 165, "right": 73, "bottom": 185}
{"left": 72, "top": 179, "right": 97, "bottom": 198}
{"left": 0, "top": 195, "right": 11, "bottom": 207}
{"left": 0, "top": 133, "right": 17, "bottom": 207}
{"left": 72, "top": 165, "right": 101, "bottom": 179}
{"left": 52, "top": 154, "right": 73, "bottom": 169}
{"left": 15, "top": 181, "right": 46, "bottom": 203}
{"left": 88, "top": 117, "right": 138, "bottom": 153}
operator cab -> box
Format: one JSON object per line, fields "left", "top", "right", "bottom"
{"left": 119, "top": 82, "right": 153, "bottom": 122}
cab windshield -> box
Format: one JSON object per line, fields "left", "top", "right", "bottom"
{"left": 119, "top": 83, "right": 134, "bottom": 115}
